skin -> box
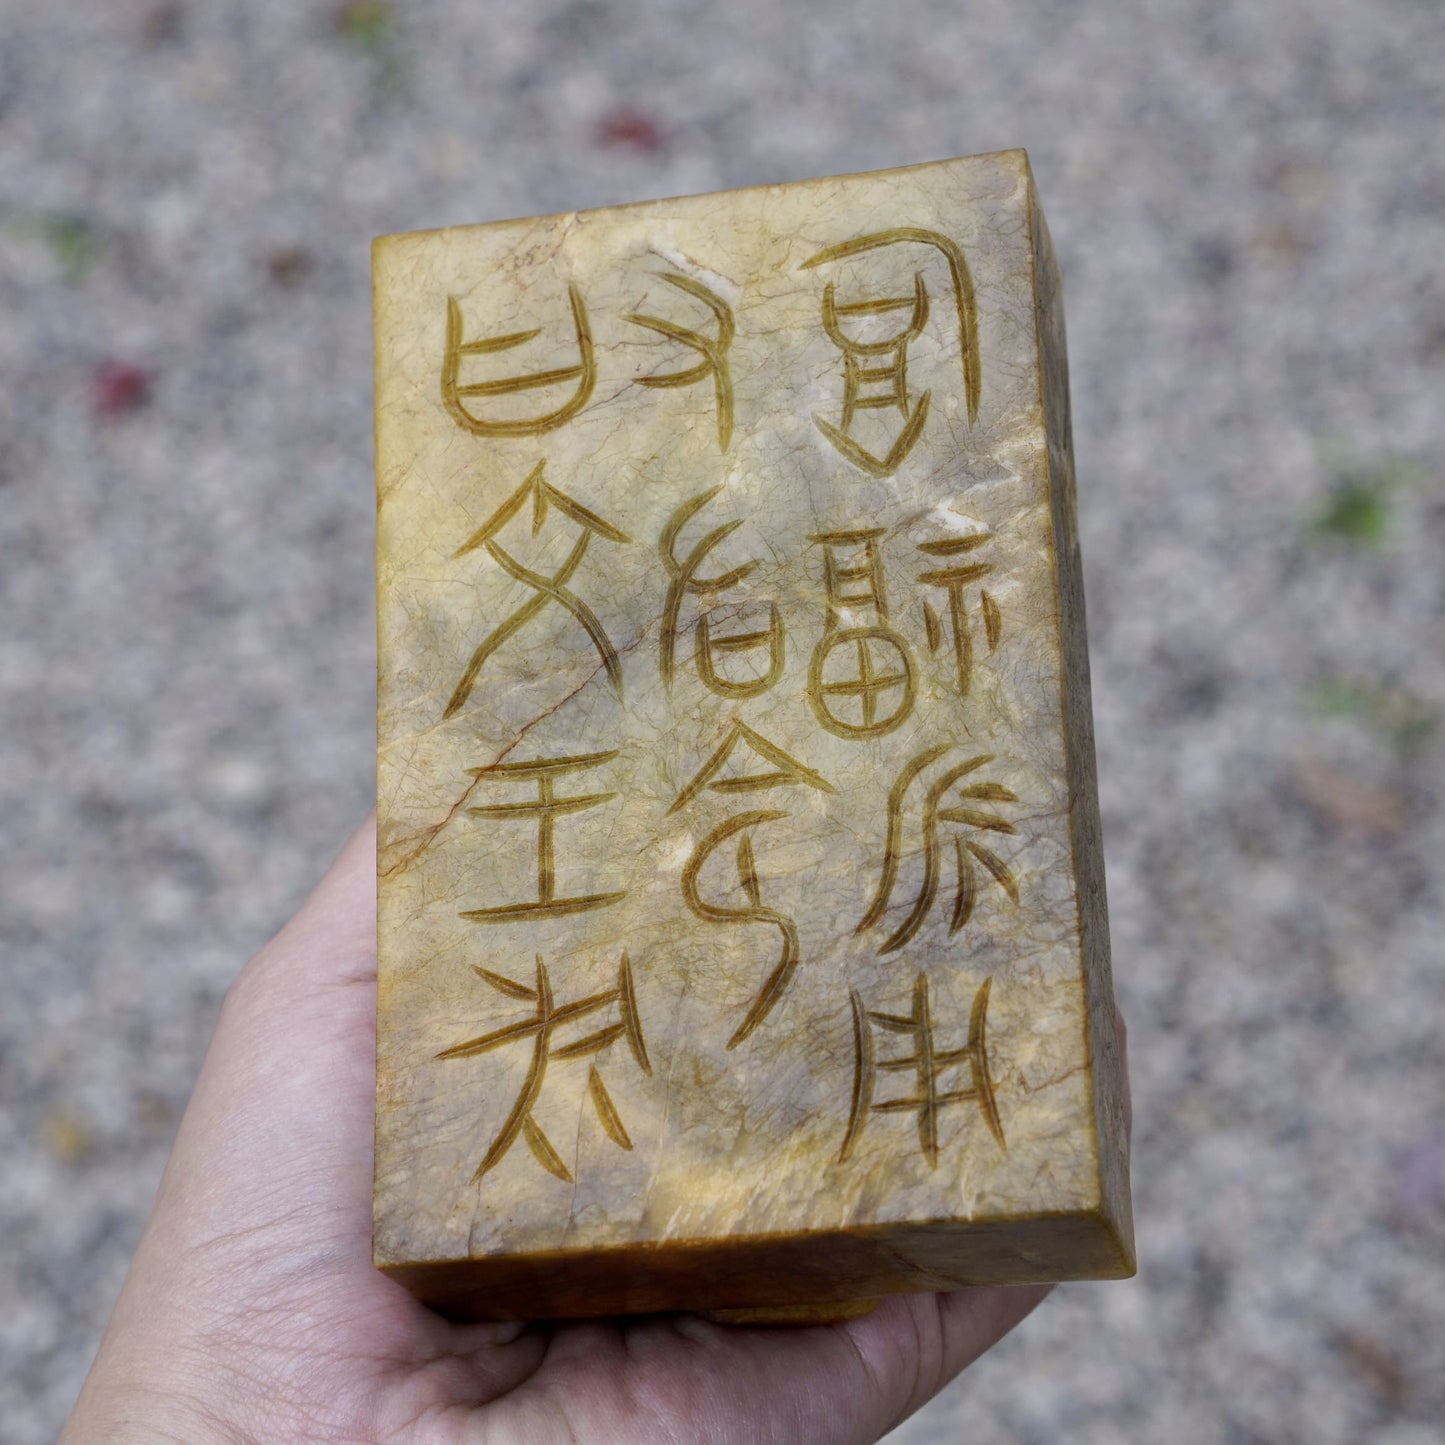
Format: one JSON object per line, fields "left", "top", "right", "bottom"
{"left": 62, "top": 816, "right": 1128, "bottom": 1445}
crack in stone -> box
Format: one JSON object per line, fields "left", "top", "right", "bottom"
{"left": 379, "top": 626, "right": 656, "bottom": 878}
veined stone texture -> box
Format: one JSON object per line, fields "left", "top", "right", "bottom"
{"left": 374, "top": 151, "right": 1132, "bottom": 1317}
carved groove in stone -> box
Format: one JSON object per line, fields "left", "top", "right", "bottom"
{"left": 461, "top": 751, "right": 626, "bottom": 922}
{"left": 625, "top": 272, "right": 736, "bottom": 452}
{"left": 812, "top": 267, "right": 931, "bottom": 477}
{"left": 437, "top": 952, "right": 650, "bottom": 1184}
{"left": 982, "top": 590, "right": 1001, "bottom": 652}
{"left": 682, "top": 809, "right": 800, "bottom": 1050}
{"left": 669, "top": 718, "right": 836, "bottom": 816}
{"left": 801, "top": 229, "right": 981, "bottom": 454}
{"left": 917, "top": 532, "right": 996, "bottom": 698}
{"left": 445, "top": 462, "right": 632, "bottom": 719}
{"left": 695, "top": 604, "right": 785, "bottom": 698}
{"left": 658, "top": 489, "right": 767, "bottom": 694}
{"left": 855, "top": 750, "right": 1020, "bottom": 953}
{"left": 442, "top": 285, "right": 596, "bottom": 437}
{"left": 840, "top": 974, "right": 1004, "bottom": 1167}
{"left": 809, "top": 530, "right": 917, "bottom": 738}
{"left": 855, "top": 744, "right": 949, "bottom": 936}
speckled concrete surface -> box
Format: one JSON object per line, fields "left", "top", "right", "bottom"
{"left": 2, "top": 3, "right": 1442, "bottom": 1442}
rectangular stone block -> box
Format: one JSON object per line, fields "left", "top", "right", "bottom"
{"left": 373, "top": 150, "right": 1134, "bottom": 1320}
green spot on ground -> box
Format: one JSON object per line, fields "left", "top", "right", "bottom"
{"left": 1309, "top": 453, "right": 1425, "bottom": 546}
{"left": 1307, "top": 675, "right": 1439, "bottom": 756}
{"left": 335, "top": 0, "right": 392, "bottom": 51}
{"left": 38, "top": 213, "right": 99, "bottom": 281}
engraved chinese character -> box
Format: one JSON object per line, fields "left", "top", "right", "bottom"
{"left": 626, "top": 273, "right": 736, "bottom": 452}
{"left": 461, "top": 751, "right": 626, "bottom": 923}
{"left": 445, "top": 461, "right": 632, "bottom": 719}
{"left": 839, "top": 975, "right": 1004, "bottom": 1166}
{"left": 917, "top": 531, "right": 1001, "bottom": 698}
{"left": 442, "top": 285, "right": 595, "bottom": 436}
{"left": 673, "top": 721, "right": 834, "bottom": 1049}
{"left": 802, "top": 229, "right": 980, "bottom": 476}
{"left": 855, "top": 747, "right": 1020, "bottom": 954}
{"left": 438, "top": 952, "right": 651, "bottom": 1183}
{"left": 668, "top": 718, "right": 836, "bottom": 815}
{"left": 808, "top": 530, "right": 916, "bottom": 738}
{"left": 659, "top": 489, "right": 784, "bottom": 698}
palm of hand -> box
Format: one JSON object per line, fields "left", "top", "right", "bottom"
{"left": 63, "top": 821, "right": 1047, "bottom": 1445}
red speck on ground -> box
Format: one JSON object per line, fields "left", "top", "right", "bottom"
{"left": 92, "top": 361, "right": 152, "bottom": 416}
{"left": 594, "top": 107, "right": 666, "bottom": 154}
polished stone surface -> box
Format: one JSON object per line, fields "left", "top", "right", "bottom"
{"left": 374, "top": 151, "right": 1132, "bottom": 1318}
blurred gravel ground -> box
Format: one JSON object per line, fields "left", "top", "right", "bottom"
{"left": 2, "top": 2, "right": 1443, "bottom": 1441}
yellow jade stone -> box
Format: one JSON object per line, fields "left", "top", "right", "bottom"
{"left": 373, "top": 150, "right": 1134, "bottom": 1321}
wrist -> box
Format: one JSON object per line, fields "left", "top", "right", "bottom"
{"left": 61, "top": 1310, "right": 254, "bottom": 1445}
{"left": 61, "top": 1383, "right": 243, "bottom": 1445}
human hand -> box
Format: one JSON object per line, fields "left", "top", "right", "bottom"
{"left": 62, "top": 816, "right": 1112, "bottom": 1445}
